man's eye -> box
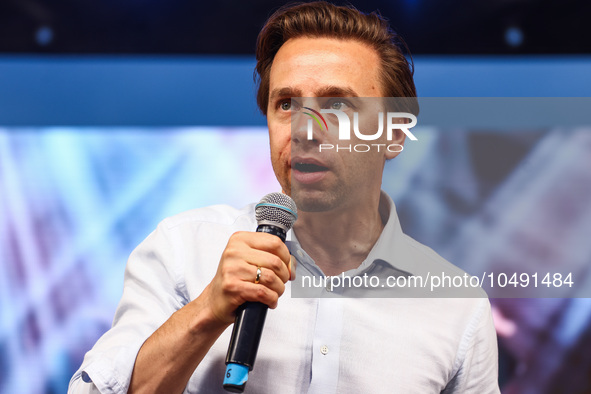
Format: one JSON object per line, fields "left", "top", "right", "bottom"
{"left": 280, "top": 101, "right": 291, "bottom": 111}
{"left": 330, "top": 101, "right": 348, "bottom": 110}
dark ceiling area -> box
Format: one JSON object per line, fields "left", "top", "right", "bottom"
{"left": 0, "top": 0, "right": 589, "bottom": 55}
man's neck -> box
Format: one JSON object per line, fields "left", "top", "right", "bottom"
{"left": 293, "top": 193, "right": 386, "bottom": 276}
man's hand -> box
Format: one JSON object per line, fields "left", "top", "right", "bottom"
{"left": 129, "top": 230, "right": 293, "bottom": 394}
{"left": 202, "top": 231, "right": 292, "bottom": 325}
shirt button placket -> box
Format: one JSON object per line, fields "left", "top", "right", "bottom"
{"left": 308, "top": 298, "right": 343, "bottom": 394}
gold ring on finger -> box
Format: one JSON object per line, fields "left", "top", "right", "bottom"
{"left": 255, "top": 266, "right": 262, "bottom": 284}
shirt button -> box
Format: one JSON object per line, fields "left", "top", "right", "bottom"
{"left": 81, "top": 371, "right": 92, "bottom": 383}
{"left": 320, "top": 345, "right": 329, "bottom": 355}
{"left": 296, "top": 250, "right": 304, "bottom": 258}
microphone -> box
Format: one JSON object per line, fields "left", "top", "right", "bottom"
{"left": 223, "top": 193, "right": 298, "bottom": 393}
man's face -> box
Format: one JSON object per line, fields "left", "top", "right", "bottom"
{"left": 266, "top": 37, "right": 403, "bottom": 212}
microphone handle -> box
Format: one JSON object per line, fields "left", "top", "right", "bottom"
{"left": 224, "top": 303, "right": 267, "bottom": 375}
{"left": 223, "top": 224, "right": 286, "bottom": 392}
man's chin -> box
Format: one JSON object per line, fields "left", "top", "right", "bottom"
{"left": 290, "top": 189, "right": 338, "bottom": 213}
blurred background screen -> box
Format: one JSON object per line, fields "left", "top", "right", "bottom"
{"left": 1, "top": 1, "right": 590, "bottom": 393}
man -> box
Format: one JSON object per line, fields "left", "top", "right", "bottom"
{"left": 69, "top": 2, "right": 499, "bottom": 393}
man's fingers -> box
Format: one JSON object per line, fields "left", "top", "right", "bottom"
{"left": 252, "top": 266, "right": 286, "bottom": 296}
{"left": 289, "top": 255, "right": 297, "bottom": 281}
{"left": 240, "top": 282, "right": 281, "bottom": 309}
{"left": 240, "top": 248, "right": 290, "bottom": 283}
{"left": 213, "top": 231, "right": 292, "bottom": 320}
{"left": 233, "top": 231, "right": 291, "bottom": 265}
{"left": 222, "top": 255, "right": 287, "bottom": 296}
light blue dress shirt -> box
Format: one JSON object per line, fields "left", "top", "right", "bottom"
{"left": 69, "top": 192, "right": 499, "bottom": 393}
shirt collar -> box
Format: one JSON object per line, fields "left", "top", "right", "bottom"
{"left": 356, "top": 191, "right": 416, "bottom": 276}
{"left": 286, "top": 191, "right": 417, "bottom": 277}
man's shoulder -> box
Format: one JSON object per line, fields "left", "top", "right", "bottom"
{"left": 400, "top": 233, "right": 465, "bottom": 275}
{"left": 160, "top": 203, "right": 257, "bottom": 231}
{"left": 399, "top": 233, "right": 489, "bottom": 299}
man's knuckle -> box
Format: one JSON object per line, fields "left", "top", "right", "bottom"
{"left": 219, "top": 264, "right": 234, "bottom": 278}
{"left": 222, "top": 247, "right": 236, "bottom": 261}
{"left": 255, "top": 286, "right": 267, "bottom": 299}
{"left": 233, "top": 231, "right": 247, "bottom": 239}
{"left": 268, "top": 236, "right": 282, "bottom": 249}
{"left": 222, "top": 280, "right": 237, "bottom": 294}
{"left": 269, "top": 256, "right": 283, "bottom": 271}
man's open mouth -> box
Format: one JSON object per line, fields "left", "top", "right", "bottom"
{"left": 293, "top": 162, "right": 329, "bottom": 173}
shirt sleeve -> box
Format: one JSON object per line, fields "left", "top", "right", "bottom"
{"left": 68, "top": 379, "right": 102, "bottom": 394}
{"left": 68, "top": 220, "right": 187, "bottom": 394}
{"left": 443, "top": 298, "right": 501, "bottom": 394}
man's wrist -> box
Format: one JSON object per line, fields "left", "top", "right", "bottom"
{"left": 185, "top": 291, "right": 231, "bottom": 338}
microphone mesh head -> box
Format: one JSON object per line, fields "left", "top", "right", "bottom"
{"left": 255, "top": 193, "right": 298, "bottom": 231}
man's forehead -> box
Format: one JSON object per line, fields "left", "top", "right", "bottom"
{"left": 267, "top": 36, "right": 384, "bottom": 102}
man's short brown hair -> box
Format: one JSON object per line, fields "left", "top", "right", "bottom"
{"left": 255, "top": 1, "right": 417, "bottom": 115}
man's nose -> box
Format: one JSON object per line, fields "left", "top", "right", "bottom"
{"left": 291, "top": 111, "right": 325, "bottom": 147}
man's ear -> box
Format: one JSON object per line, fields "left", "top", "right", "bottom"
{"left": 385, "top": 127, "right": 406, "bottom": 160}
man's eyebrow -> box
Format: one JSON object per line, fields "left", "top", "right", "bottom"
{"left": 269, "top": 86, "right": 359, "bottom": 101}
{"left": 269, "top": 87, "right": 303, "bottom": 101}
{"left": 315, "top": 86, "right": 358, "bottom": 97}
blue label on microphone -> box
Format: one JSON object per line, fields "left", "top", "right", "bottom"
{"left": 223, "top": 363, "right": 249, "bottom": 386}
